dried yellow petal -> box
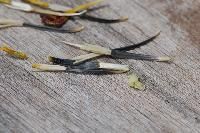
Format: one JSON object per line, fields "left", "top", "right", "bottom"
{"left": 0, "top": 0, "right": 11, "bottom": 4}
{"left": 0, "top": 44, "right": 28, "bottom": 59}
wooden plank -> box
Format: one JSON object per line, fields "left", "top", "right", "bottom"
{"left": 0, "top": 0, "right": 200, "bottom": 132}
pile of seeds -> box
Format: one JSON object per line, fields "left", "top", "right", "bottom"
{"left": 0, "top": 0, "right": 172, "bottom": 90}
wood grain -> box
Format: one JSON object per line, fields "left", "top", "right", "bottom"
{"left": 0, "top": 0, "right": 200, "bottom": 132}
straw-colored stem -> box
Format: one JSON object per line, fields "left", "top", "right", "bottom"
{"left": 22, "top": 0, "right": 49, "bottom": 8}
{"left": 83, "top": 44, "right": 111, "bottom": 55}
{"left": 66, "top": 0, "right": 104, "bottom": 13}
{"left": 81, "top": 15, "right": 129, "bottom": 23}
{"left": 99, "top": 62, "right": 129, "bottom": 72}
{"left": 63, "top": 41, "right": 111, "bottom": 55}
{"left": 68, "top": 25, "right": 85, "bottom": 33}
{"left": 5, "top": 1, "right": 86, "bottom": 16}
{"left": 0, "top": 19, "right": 24, "bottom": 28}
{"left": 32, "top": 64, "right": 66, "bottom": 71}
{"left": 0, "top": 24, "right": 22, "bottom": 28}
{"left": 157, "top": 56, "right": 172, "bottom": 62}
{"left": 32, "top": 8, "right": 86, "bottom": 16}
{"left": 73, "top": 53, "right": 101, "bottom": 64}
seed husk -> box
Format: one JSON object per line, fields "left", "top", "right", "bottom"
{"left": 48, "top": 56, "right": 75, "bottom": 66}
{"left": 63, "top": 34, "right": 171, "bottom": 62}
{"left": 33, "top": 61, "right": 129, "bottom": 73}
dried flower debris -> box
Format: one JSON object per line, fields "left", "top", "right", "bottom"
{"left": 0, "top": 0, "right": 128, "bottom": 32}
{"left": 62, "top": 32, "right": 171, "bottom": 62}
{"left": 1, "top": 0, "right": 86, "bottom": 16}
{"left": 0, "top": 0, "right": 173, "bottom": 89}
{"left": 0, "top": 18, "right": 84, "bottom": 32}
{"left": 128, "top": 73, "right": 145, "bottom": 90}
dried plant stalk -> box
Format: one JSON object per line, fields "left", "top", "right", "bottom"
{"left": 0, "top": 19, "right": 23, "bottom": 26}
{"left": 0, "top": 18, "right": 84, "bottom": 32}
{"left": 63, "top": 41, "right": 111, "bottom": 55}
{"left": 99, "top": 62, "right": 129, "bottom": 73}
{"left": 73, "top": 53, "right": 100, "bottom": 64}
{"left": 22, "top": 0, "right": 49, "bottom": 8}
{"left": 65, "top": 0, "right": 104, "bottom": 13}
{"left": 22, "top": 0, "right": 102, "bottom": 12}
{"left": 32, "top": 64, "right": 66, "bottom": 71}
{"left": 32, "top": 7, "right": 86, "bottom": 16}
{"left": 80, "top": 15, "right": 128, "bottom": 23}
{"left": 4, "top": 1, "right": 86, "bottom": 16}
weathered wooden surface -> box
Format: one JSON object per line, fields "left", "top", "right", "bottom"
{"left": 0, "top": 0, "right": 200, "bottom": 132}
